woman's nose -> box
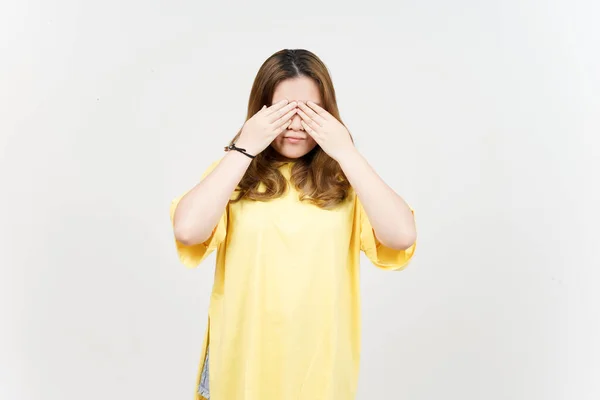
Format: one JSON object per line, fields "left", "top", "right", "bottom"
{"left": 288, "top": 112, "right": 303, "bottom": 131}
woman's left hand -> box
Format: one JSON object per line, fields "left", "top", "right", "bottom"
{"left": 297, "top": 101, "right": 356, "bottom": 162}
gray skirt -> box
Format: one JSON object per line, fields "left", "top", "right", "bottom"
{"left": 198, "top": 347, "right": 210, "bottom": 398}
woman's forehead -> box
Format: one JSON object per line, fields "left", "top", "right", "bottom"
{"left": 272, "top": 76, "right": 321, "bottom": 103}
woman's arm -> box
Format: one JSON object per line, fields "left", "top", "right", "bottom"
{"left": 173, "top": 151, "right": 251, "bottom": 246}
{"left": 174, "top": 100, "right": 298, "bottom": 246}
{"left": 338, "top": 149, "right": 417, "bottom": 250}
{"left": 295, "top": 100, "right": 416, "bottom": 250}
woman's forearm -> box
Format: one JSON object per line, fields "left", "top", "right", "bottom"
{"left": 337, "top": 149, "right": 417, "bottom": 250}
{"left": 173, "top": 151, "right": 252, "bottom": 246}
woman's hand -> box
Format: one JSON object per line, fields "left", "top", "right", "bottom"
{"left": 297, "top": 101, "right": 355, "bottom": 162}
{"left": 235, "top": 99, "right": 298, "bottom": 156}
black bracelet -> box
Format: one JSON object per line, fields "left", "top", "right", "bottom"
{"left": 224, "top": 143, "right": 255, "bottom": 159}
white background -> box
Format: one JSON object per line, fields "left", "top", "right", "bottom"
{"left": 1, "top": 1, "right": 598, "bottom": 399}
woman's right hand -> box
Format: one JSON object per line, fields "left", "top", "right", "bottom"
{"left": 235, "top": 99, "right": 298, "bottom": 156}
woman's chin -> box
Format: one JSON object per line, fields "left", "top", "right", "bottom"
{"left": 271, "top": 143, "right": 316, "bottom": 160}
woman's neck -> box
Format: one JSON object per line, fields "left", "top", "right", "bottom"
{"left": 272, "top": 154, "right": 298, "bottom": 163}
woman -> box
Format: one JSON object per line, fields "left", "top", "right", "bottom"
{"left": 170, "top": 49, "right": 417, "bottom": 400}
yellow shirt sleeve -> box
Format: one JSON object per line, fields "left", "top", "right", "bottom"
{"left": 357, "top": 196, "right": 417, "bottom": 271}
{"left": 169, "top": 159, "right": 227, "bottom": 268}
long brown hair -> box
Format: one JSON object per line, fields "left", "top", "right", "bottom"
{"left": 228, "top": 49, "right": 352, "bottom": 209}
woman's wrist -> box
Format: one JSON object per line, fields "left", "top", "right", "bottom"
{"left": 334, "top": 147, "right": 361, "bottom": 168}
{"left": 224, "top": 147, "right": 254, "bottom": 167}
{"left": 231, "top": 138, "right": 260, "bottom": 157}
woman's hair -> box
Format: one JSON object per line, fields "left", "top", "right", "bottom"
{"left": 228, "top": 49, "right": 352, "bottom": 209}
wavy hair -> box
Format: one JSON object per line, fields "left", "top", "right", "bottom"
{"left": 227, "top": 49, "right": 352, "bottom": 209}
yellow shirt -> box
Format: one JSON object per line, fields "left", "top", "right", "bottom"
{"left": 170, "top": 159, "right": 416, "bottom": 400}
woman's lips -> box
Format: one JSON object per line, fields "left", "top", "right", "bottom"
{"left": 284, "top": 137, "right": 305, "bottom": 143}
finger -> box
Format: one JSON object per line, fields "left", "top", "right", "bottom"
{"left": 265, "top": 99, "right": 290, "bottom": 117}
{"left": 296, "top": 108, "right": 322, "bottom": 131}
{"left": 301, "top": 120, "right": 319, "bottom": 139}
{"left": 272, "top": 108, "right": 297, "bottom": 129}
{"left": 306, "top": 101, "right": 331, "bottom": 119}
{"left": 253, "top": 105, "right": 266, "bottom": 118}
{"left": 275, "top": 120, "right": 293, "bottom": 135}
{"left": 297, "top": 101, "right": 326, "bottom": 126}
{"left": 267, "top": 101, "right": 297, "bottom": 124}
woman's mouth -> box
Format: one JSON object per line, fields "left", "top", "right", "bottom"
{"left": 284, "top": 137, "right": 305, "bottom": 143}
